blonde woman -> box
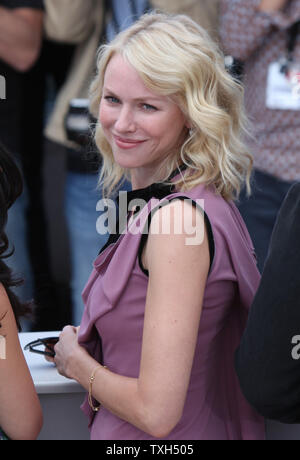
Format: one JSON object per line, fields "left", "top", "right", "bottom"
{"left": 52, "top": 13, "right": 265, "bottom": 440}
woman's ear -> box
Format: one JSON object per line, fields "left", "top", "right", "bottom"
{"left": 185, "top": 119, "right": 193, "bottom": 130}
{"left": 185, "top": 121, "right": 195, "bottom": 137}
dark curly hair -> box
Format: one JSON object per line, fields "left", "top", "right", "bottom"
{"left": 0, "top": 141, "right": 31, "bottom": 330}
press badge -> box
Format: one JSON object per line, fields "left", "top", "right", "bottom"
{"left": 266, "top": 61, "right": 300, "bottom": 110}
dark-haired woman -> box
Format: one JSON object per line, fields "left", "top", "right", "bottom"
{"left": 0, "top": 142, "right": 42, "bottom": 440}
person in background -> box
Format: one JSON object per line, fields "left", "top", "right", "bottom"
{"left": 25, "top": 27, "right": 78, "bottom": 331}
{"left": 43, "top": 0, "right": 220, "bottom": 327}
{"left": 52, "top": 12, "right": 264, "bottom": 440}
{"left": 220, "top": 0, "right": 300, "bottom": 272}
{"left": 234, "top": 182, "right": 300, "bottom": 423}
{"left": 0, "top": 142, "right": 43, "bottom": 440}
{"left": 0, "top": 0, "right": 47, "bottom": 327}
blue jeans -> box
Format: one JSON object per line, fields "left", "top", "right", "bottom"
{"left": 65, "top": 171, "right": 131, "bottom": 325}
{"left": 237, "top": 169, "right": 295, "bottom": 273}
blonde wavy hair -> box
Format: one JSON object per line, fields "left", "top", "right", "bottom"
{"left": 89, "top": 12, "right": 252, "bottom": 201}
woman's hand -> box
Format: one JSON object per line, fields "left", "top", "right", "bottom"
{"left": 54, "top": 325, "right": 88, "bottom": 379}
{"left": 258, "top": 0, "right": 290, "bottom": 12}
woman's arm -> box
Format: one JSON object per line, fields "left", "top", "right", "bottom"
{"left": 0, "top": 285, "right": 43, "bottom": 440}
{"left": 54, "top": 200, "right": 210, "bottom": 438}
{"left": 0, "top": 7, "right": 43, "bottom": 71}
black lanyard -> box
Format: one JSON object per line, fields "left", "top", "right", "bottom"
{"left": 281, "top": 21, "right": 299, "bottom": 73}
{"left": 287, "top": 20, "right": 300, "bottom": 62}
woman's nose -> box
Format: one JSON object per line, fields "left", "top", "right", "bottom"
{"left": 114, "top": 106, "right": 136, "bottom": 133}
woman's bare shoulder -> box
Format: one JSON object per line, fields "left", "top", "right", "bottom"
{"left": 0, "top": 283, "right": 11, "bottom": 320}
{"left": 0, "top": 285, "right": 16, "bottom": 337}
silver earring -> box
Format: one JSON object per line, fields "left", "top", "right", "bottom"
{"left": 189, "top": 128, "right": 195, "bottom": 137}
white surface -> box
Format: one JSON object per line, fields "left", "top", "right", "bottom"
{"left": 19, "top": 331, "right": 90, "bottom": 439}
{"left": 19, "top": 331, "right": 85, "bottom": 395}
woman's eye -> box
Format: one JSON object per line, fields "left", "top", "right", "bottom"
{"left": 104, "top": 96, "right": 120, "bottom": 104}
{"left": 142, "top": 103, "right": 157, "bottom": 111}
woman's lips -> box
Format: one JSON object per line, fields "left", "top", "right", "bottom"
{"left": 113, "top": 135, "right": 145, "bottom": 149}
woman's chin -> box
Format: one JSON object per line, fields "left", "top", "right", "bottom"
{"left": 113, "top": 155, "right": 140, "bottom": 170}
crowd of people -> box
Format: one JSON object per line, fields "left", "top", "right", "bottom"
{"left": 0, "top": 0, "right": 299, "bottom": 441}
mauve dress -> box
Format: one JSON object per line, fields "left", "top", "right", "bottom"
{"left": 78, "top": 179, "right": 266, "bottom": 440}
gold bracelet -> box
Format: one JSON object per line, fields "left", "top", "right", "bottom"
{"left": 88, "top": 365, "right": 107, "bottom": 412}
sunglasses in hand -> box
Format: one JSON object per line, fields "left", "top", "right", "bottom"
{"left": 24, "top": 336, "right": 59, "bottom": 358}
